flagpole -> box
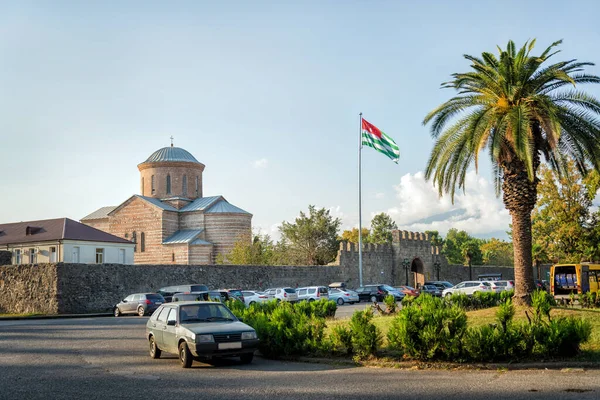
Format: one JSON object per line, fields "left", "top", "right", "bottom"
{"left": 358, "top": 112, "right": 364, "bottom": 287}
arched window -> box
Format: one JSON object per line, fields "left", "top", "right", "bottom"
{"left": 172, "top": 252, "right": 175, "bottom": 262}
{"left": 132, "top": 231, "right": 137, "bottom": 252}
{"left": 195, "top": 176, "right": 199, "bottom": 196}
{"left": 140, "top": 232, "right": 145, "bottom": 252}
{"left": 166, "top": 174, "right": 171, "bottom": 194}
{"left": 141, "top": 177, "right": 144, "bottom": 195}
{"left": 151, "top": 175, "right": 155, "bottom": 194}
{"left": 182, "top": 175, "right": 187, "bottom": 196}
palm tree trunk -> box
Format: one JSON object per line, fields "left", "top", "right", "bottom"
{"left": 502, "top": 157, "right": 537, "bottom": 306}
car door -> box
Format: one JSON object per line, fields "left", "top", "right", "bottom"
{"left": 152, "top": 306, "right": 170, "bottom": 348}
{"left": 123, "top": 295, "right": 136, "bottom": 314}
{"left": 454, "top": 283, "right": 465, "bottom": 294}
{"left": 162, "top": 307, "right": 178, "bottom": 354}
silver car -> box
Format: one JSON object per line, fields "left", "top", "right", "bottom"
{"left": 328, "top": 288, "right": 360, "bottom": 305}
{"left": 146, "top": 301, "right": 259, "bottom": 368}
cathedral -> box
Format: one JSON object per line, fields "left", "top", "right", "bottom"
{"left": 81, "top": 144, "right": 252, "bottom": 264}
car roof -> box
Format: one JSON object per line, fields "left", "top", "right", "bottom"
{"left": 169, "top": 301, "right": 219, "bottom": 306}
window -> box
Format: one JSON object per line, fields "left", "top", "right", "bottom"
{"left": 124, "top": 233, "right": 128, "bottom": 238}
{"left": 95, "top": 248, "right": 104, "bottom": 264}
{"left": 132, "top": 231, "right": 137, "bottom": 252}
{"left": 14, "top": 249, "right": 21, "bottom": 265}
{"left": 133, "top": 294, "right": 142, "bottom": 301}
{"left": 141, "top": 177, "right": 144, "bottom": 195}
{"left": 140, "top": 232, "right": 145, "bottom": 252}
{"left": 29, "top": 248, "right": 36, "bottom": 264}
{"left": 166, "top": 174, "right": 171, "bottom": 194}
{"left": 182, "top": 175, "right": 187, "bottom": 196}
{"left": 195, "top": 176, "right": 199, "bottom": 196}
{"left": 171, "top": 252, "right": 175, "bottom": 262}
{"left": 49, "top": 247, "right": 57, "bottom": 263}
{"left": 157, "top": 307, "right": 170, "bottom": 323}
{"left": 167, "top": 308, "right": 177, "bottom": 324}
{"left": 118, "top": 249, "right": 125, "bottom": 264}
{"left": 72, "top": 247, "right": 80, "bottom": 263}
{"left": 151, "top": 175, "right": 155, "bottom": 194}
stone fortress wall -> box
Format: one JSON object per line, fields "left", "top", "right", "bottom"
{"left": 0, "top": 230, "right": 546, "bottom": 314}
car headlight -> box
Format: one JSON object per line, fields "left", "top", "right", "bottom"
{"left": 196, "top": 334, "right": 214, "bottom": 343}
{"left": 241, "top": 331, "right": 257, "bottom": 340}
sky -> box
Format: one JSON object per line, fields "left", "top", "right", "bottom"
{"left": 1, "top": 0, "right": 600, "bottom": 241}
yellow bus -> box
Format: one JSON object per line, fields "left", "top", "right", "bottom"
{"left": 550, "top": 263, "right": 600, "bottom": 297}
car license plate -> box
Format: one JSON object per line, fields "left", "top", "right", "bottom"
{"left": 155, "top": 302, "right": 162, "bottom": 305}
{"left": 218, "top": 342, "right": 242, "bottom": 350}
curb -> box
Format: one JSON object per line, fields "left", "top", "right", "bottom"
{"left": 0, "top": 313, "right": 113, "bottom": 321}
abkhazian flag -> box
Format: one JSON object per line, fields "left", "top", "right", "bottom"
{"left": 361, "top": 118, "right": 400, "bottom": 163}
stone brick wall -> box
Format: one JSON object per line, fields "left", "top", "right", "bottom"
{"left": 0, "top": 264, "right": 59, "bottom": 314}
{"left": 204, "top": 213, "right": 252, "bottom": 262}
{"left": 139, "top": 161, "right": 205, "bottom": 199}
{"left": 335, "top": 242, "right": 395, "bottom": 287}
{"left": 0, "top": 251, "right": 11, "bottom": 266}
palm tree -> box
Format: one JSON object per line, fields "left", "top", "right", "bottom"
{"left": 423, "top": 40, "right": 600, "bottom": 305}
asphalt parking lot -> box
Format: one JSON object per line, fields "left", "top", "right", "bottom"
{"left": 1, "top": 316, "right": 600, "bottom": 399}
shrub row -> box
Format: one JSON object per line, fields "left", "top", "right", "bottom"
{"left": 388, "top": 291, "right": 592, "bottom": 362}
{"left": 403, "top": 290, "right": 515, "bottom": 311}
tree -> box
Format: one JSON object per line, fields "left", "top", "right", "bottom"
{"left": 480, "top": 238, "right": 513, "bottom": 266}
{"left": 423, "top": 39, "right": 600, "bottom": 305}
{"left": 442, "top": 228, "right": 471, "bottom": 264}
{"left": 339, "top": 228, "right": 371, "bottom": 243}
{"left": 217, "top": 232, "right": 276, "bottom": 265}
{"left": 370, "top": 212, "right": 398, "bottom": 244}
{"left": 532, "top": 161, "right": 600, "bottom": 263}
{"left": 461, "top": 239, "right": 481, "bottom": 280}
{"left": 425, "top": 230, "right": 444, "bottom": 248}
{"left": 279, "top": 205, "right": 342, "bottom": 265}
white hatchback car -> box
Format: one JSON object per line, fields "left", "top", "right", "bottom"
{"left": 264, "top": 287, "right": 299, "bottom": 302}
{"left": 296, "top": 286, "right": 329, "bottom": 302}
{"left": 442, "top": 281, "right": 492, "bottom": 297}
{"left": 241, "top": 291, "right": 270, "bottom": 306}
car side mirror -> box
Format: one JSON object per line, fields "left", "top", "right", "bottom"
{"left": 167, "top": 320, "right": 176, "bottom": 326}
{"left": 122, "top": 299, "right": 127, "bottom": 303}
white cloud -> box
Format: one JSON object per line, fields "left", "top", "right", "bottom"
{"left": 253, "top": 158, "right": 268, "bottom": 169}
{"left": 379, "top": 171, "right": 510, "bottom": 238}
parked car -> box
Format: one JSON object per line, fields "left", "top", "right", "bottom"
{"left": 157, "top": 284, "right": 209, "bottom": 302}
{"left": 171, "top": 291, "right": 233, "bottom": 303}
{"left": 241, "top": 290, "right": 270, "bottom": 306}
{"left": 395, "top": 285, "right": 420, "bottom": 297}
{"left": 146, "top": 301, "right": 259, "bottom": 368}
{"left": 442, "top": 281, "right": 492, "bottom": 297}
{"left": 328, "top": 288, "right": 360, "bottom": 305}
{"left": 263, "top": 287, "right": 299, "bottom": 302}
{"left": 114, "top": 293, "right": 165, "bottom": 317}
{"left": 220, "top": 289, "right": 245, "bottom": 303}
{"left": 424, "top": 281, "right": 454, "bottom": 291}
{"left": 488, "top": 280, "right": 515, "bottom": 292}
{"left": 296, "top": 286, "right": 329, "bottom": 302}
{"left": 420, "top": 284, "right": 442, "bottom": 297}
{"left": 355, "top": 285, "right": 405, "bottom": 302}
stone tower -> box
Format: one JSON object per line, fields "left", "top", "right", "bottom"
{"left": 137, "top": 145, "right": 206, "bottom": 207}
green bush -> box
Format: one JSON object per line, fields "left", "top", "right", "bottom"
{"left": 330, "top": 325, "right": 353, "bottom": 355}
{"left": 387, "top": 295, "right": 467, "bottom": 360}
{"left": 534, "top": 317, "right": 592, "bottom": 357}
{"left": 383, "top": 294, "right": 398, "bottom": 314}
{"left": 348, "top": 309, "right": 382, "bottom": 358}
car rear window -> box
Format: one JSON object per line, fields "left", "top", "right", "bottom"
{"left": 496, "top": 282, "right": 507, "bottom": 286}
{"left": 190, "top": 285, "right": 209, "bottom": 292}
{"left": 481, "top": 282, "right": 491, "bottom": 286}
{"left": 318, "top": 287, "right": 328, "bottom": 294}
{"left": 284, "top": 288, "right": 296, "bottom": 294}
{"left": 146, "top": 294, "right": 164, "bottom": 300}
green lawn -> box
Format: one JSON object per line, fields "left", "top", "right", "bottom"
{"left": 329, "top": 306, "right": 600, "bottom": 361}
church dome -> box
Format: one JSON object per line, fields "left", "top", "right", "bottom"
{"left": 143, "top": 147, "right": 200, "bottom": 164}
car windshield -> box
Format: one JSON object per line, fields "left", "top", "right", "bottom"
{"left": 481, "top": 282, "right": 491, "bottom": 286}
{"left": 284, "top": 288, "right": 296, "bottom": 294}
{"left": 179, "top": 304, "right": 236, "bottom": 322}
{"left": 382, "top": 285, "right": 396, "bottom": 291}
{"left": 441, "top": 282, "right": 453, "bottom": 288}
{"left": 228, "top": 289, "right": 243, "bottom": 296}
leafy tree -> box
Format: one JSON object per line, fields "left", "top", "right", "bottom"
{"left": 532, "top": 161, "right": 600, "bottom": 263}
{"left": 217, "top": 232, "right": 276, "bottom": 265}
{"left": 369, "top": 212, "right": 398, "bottom": 244}
{"left": 425, "top": 230, "right": 444, "bottom": 248}
{"left": 480, "top": 238, "right": 513, "bottom": 266}
{"left": 442, "top": 228, "right": 471, "bottom": 264}
{"left": 423, "top": 39, "right": 600, "bottom": 305}
{"left": 279, "top": 205, "right": 342, "bottom": 265}
{"left": 339, "top": 228, "right": 371, "bottom": 244}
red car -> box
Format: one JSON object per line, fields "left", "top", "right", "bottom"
{"left": 396, "top": 285, "right": 420, "bottom": 297}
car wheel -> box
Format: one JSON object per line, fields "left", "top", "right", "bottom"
{"left": 114, "top": 307, "right": 121, "bottom": 317}
{"left": 308, "top": 298, "right": 315, "bottom": 302}
{"left": 249, "top": 301, "right": 256, "bottom": 305}
{"left": 137, "top": 306, "right": 145, "bottom": 317}
{"left": 149, "top": 336, "right": 161, "bottom": 359}
{"left": 370, "top": 295, "right": 377, "bottom": 302}
{"left": 179, "top": 342, "right": 193, "bottom": 368}
{"left": 240, "top": 353, "right": 254, "bottom": 364}
{"left": 337, "top": 298, "right": 344, "bottom": 306}
{"left": 445, "top": 293, "right": 452, "bottom": 298}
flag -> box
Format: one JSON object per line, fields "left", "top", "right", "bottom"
{"left": 361, "top": 118, "right": 400, "bottom": 163}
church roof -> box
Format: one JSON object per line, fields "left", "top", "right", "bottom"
{"left": 205, "top": 200, "right": 251, "bottom": 215}
{"left": 142, "top": 147, "right": 200, "bottom": 164}
{"left": 162, "top": 229, "right": 207, "bottom": 244}
{"left": 179, "top": 196, "right": 223, "bottom": 212}
{"left": 81, "top": 206, "right": 117, "bottom": 221}
{"left": 0, "top": 218, "right": 132, "bottom": 246}
{"left": 136, "top": 195, "right": 179, "bottom": 212}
